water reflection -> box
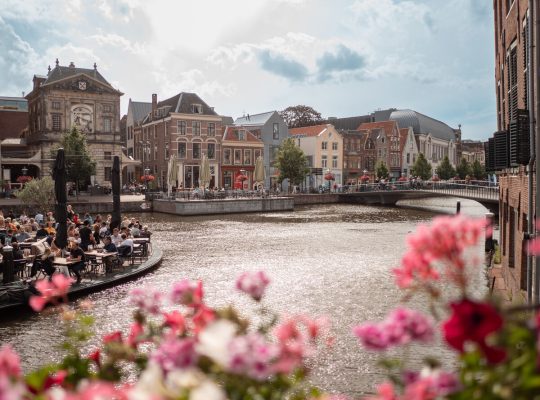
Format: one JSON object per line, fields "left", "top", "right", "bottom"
{"left": 0, "top": 198, "right": 489, "bottom": 396}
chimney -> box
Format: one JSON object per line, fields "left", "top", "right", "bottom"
{"left": 69, "top": 61, "right": 75, "bottom": 68}
{"left": 152, "top": 93, "right": 157, "bottom": 113}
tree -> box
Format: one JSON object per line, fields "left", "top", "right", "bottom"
{"left": 15, "top": 177, "right": 55, "bottom": 213}
{"left": 279, "top": 105, "right": 323, "bottom": 128}
{"left": 471, "top": 159, "right": 486, "bottom": 180}
{"left": 375, "top": 160, "right": 389, "bottom": 179}
{"left": 456, "top": 157, "right": 473, "bottom": 180}
{"left": 274, "top": 138, "right": 309, "bottom": 187}
{"left": 435, "top": 155, "right": 456, "bottom": 180}
{"left": 51, "top": 127, "right": 96, "bottom": 194}
{"left": 411, "top": 153, "right": 432, "bottom": 180}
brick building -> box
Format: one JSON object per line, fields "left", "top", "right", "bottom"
{"left": 357, "top": 121, "right": 402, "bottom": 179}
{"left": 340, "top": 129, "right": 366, "bottom": 184}
{"left": 491, "top": 0, "right": 535, "bottom": 300}
{"left": 220, "top": 126, "right": 264, "bottom": 189}
{"left": 140, "top": 92, "right": 223, "bottom": 189}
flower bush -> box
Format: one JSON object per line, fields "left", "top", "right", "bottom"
{"left": 16, "top": 175, "right": 33, "bottom": 184}
{"left": 140, "top": 174, "right": 155, "bottom": 182}
{"left": 2, "top": 215, "right": 540, "bottom": 399}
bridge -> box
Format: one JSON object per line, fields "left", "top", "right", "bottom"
{"left": 338, "top": 182, "right": 499, "bottom": 215}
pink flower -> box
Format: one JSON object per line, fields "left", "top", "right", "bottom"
{"left": 29, "top": 275, "right": 73, "bottom": 311}
{"left": 151, "top": 338, "right": 197, "bottom": 373}
{"left": 402, "top": 370, "right": 460, "bottom": 399}
{"left": 103, "top": 331, "right": 123, "bottom": 344}
{"left": 236, "top": 271, "right": 270, "bottom": 301}
{"left": 228, "top": 333, "right": 279, "bottom": 380}
{"left": 130, "top": 287, "right": 163, "bottom": 315}
{"left": 0, "top": 375, "right": 26, "bottom": 400}
{"left": 364, "top": 382, "right": 398, "bottom": 400}
{"left": 163, "top": 311, "right": 186, "bottom": 334}
{"left": 193, "top": 304, "right": 215, "bottom": 334}
{"left": 127, "top": 323, "right": 144, "bottom": 348}
{"left": 393, "top": 216, "right": 486, "bottom": 289}
{"left": 170, "top": 279, "right": 203, "bottom": 306}
{"left": 353, "top": 308, "right": 434, "bottom": 351}
{"left": 0, "top": 345, "right": 21, "bottom": 377}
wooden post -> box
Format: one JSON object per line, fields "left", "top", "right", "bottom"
{"left": 485, "top": 212, "right": 494, "bottom": 253}
{"left": 2, "top": 245, "right": 14, "bottom": 284}
{"left": 456, "top": 201, "right": 461, "bottom": 214}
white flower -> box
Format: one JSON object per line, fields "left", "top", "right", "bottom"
{"left": 130, "top": 362, "right": 167, "bottom": 399}
{"left": 166, "top": 367, "right": 204, "bottom": 392}
{"left": 190, "top": 380, "right": 226, "bottom": 400}
{"left": 196, "top": 319, "right": 237, "bottom": 367}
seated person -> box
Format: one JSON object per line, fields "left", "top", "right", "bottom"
{"left": 67, "top": 239, "right": 86, "bottom": 284}
{"left": 102, "top": 236, "right": 118, "bottom": 272}
{"left": 117, "top": 234, "right": 133, "bottom": 257}
{"left": 45, "top": 221, "right": 56, "bottom": 235}
{"left": 2, "top": 229, "right": 17, "bottom": 245}
{"left": 103, "top": 236, "right": 117, "bottom": 253}
{"left": 35, "top": 224, "right": 49, "bottom": 239}
{"left": 12, "top": 242, "right": 24, "bottom": 260}
{"left": 111, "top": 228, "right": 123, "bottom": 246}
{"left": 15, "top": 225, "right": 30, "bottom": 242}
{"left": 30, "top": 248, "right": 55, "bottom": 279}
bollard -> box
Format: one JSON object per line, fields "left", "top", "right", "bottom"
{"left": 2, "top": 245, "right": 14, "bottom": 284}
{"left": 456, "top": 201, "right": 461, "bottom": 214}
{"left": 485, "top": 212, "right": 495, "bottom": 253}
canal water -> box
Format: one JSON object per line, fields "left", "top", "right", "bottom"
{"left": 0, "top": 198, "right": 490, "bottom": 396}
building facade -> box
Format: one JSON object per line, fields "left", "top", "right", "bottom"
{"left": 357, "top": 121, "right": 402, "bottom": 179}
{"left": 233, "top": 111, "right": 289, "bottom": 188}
{"left": 125, "top": 99, "right": 151, "bottom": 183}
{"left": 220, "top": 126, "right": 264, "bottom": 189}
{"left": 491, "top": 0, "right": 535, "bottom": 299}
{"left": 340, "top": 130, "right": 366, "bottom": 184}
{"left": 400, "top": 127, "right": 419, "bottom": 177}
{"left": 289, "top": 124, "right": 344, "bottom": 189}
{"left": 140, "top": 92, "right": 223, "bottom": 189}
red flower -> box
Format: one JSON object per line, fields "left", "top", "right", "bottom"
{"left": 442, "top": 298, "right": 506, "bottom": 364}
{"left": 88, "top": 349, "right": 101, "bottom": 366}
{"left": 103, "top": 331, "right": 123, "bottom": 344}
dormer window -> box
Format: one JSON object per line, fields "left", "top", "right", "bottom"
{"left": 192, "top": 104, "right": 203, "bottom": 114}
{"left": 238, "top": 130, "right": 245, "bottom": 140}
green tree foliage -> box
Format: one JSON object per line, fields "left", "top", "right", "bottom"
{"left": 275, "top": 138, "right": 309, "bottom": 186}
{"left": 375, "top": 160, "right": 389, "bottom": 179}
{"left": 51, "top": 127, "right": 96, "bottom": 193}
{"left": 411, "top": 153, "right": 432, "bottom": 180}
{"left": 471, "top": 159, "right": 486, "bottom": 180}
{"left": 456, "top": 157, "right": 473, "bottom": 180}
{"left": 15, "top": 177, "right": 55, "bottom": 213}
{"left": 279, "top": 105, "right": 323, "bottom": 128}
{"left": 435, "top": 155, "right": 456, "bottom": 180}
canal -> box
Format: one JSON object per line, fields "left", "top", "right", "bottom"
{"left": 0, "top": 198, "right": 490, "bottom": 396}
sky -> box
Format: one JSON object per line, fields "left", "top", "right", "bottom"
{"left": 0, "top": 0, "right": 495, "bottom": 140}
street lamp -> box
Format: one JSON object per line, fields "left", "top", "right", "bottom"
{"left": 22, "top": 166, "right": 28, "bottom": 176}
{"left": 144, "top": 167, "right": 150, "bottom": 191}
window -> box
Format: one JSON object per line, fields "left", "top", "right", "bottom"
{"left": 178, "top": 121, "right": 186, "bottom": 135}
{"left": 52, "top": 114, "right": 61, "bottom": 130}
{"left": 154, "top": 125, "right": 157, "bottom": 138}
{"left": 244, "top": 149, "right": 251, "bottom": 165}
{"left": 208, "top": 143, "right": 216, "bottom": 159}
{"left": 103, "top": 118, "right": 112, "bottom": 132}
{"left": 332, "top": 155, "right": 338, "bottom": 168}
{"left": 165, "top": 143, "right": 169, "bottom": 160}
{"left": 223, "top": 148, "right": 232, "bottom": 165}
{"left": 237, "top": 130, "right": 245, "bottom": 140}
{"left": 208, "top": 123, "right": 215, "bottom": 136}
{"left": 270, "top": 146, "right": 279, "bottom": 163}
{"left": 193, "top": 143, "right": 201, "bottom": 159}
{"left": 322, "top": 155, "right": 328, "bottom": 168}
{"left": 254, "top": 149, "right": 262, "bottom": 160}
{"left": 273, "top": 123, "right": 279, "bottom": 140}
{"left": 507, "top": 42, "right": 518, "bottom": 120}
{"left": 104, "top": 152, "right": 112, "bottom": 160}
{"left": 234, "top": 149, "right": 242, "bottom": 164}
{"left": 406, "top": 153, "right": 410, "bottom": 163}
{"left": 192, "top": 121, "right": 201, "bottom": 135}
{"left": 103, "top": 104, "right": 112, "bottom": 113}
{"left": 322, "top": 141, "right": 328, "bottom": 150}
{"left": 178, "top": 142, "right": 186, "bottom": 159}
{"left": 192, "top": 104, "right": 203, "bottom": 114}
{"left": 104, "top": 167, "right": 112, "bottom": 181}
{"left": 52, "top": 101, "right": 60, "bottom": 110}
{"left": 306, "top": 156, "right": 313, "bottom": 167}
{"left": 332, "top": 142, "right": 338, "bottom": 150}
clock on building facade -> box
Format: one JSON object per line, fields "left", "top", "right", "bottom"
{"left": 71, "top": 104, "right": 93, "bottom": 133}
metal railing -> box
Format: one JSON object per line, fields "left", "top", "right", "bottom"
{"left": 162, "top": 189, "right": 284, "bottom": 201}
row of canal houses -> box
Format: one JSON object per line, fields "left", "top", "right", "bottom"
{"left": 126, "top": 92, "right": 461, "bottom": 190}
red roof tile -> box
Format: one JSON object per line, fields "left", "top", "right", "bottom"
{"left": 289, "top": 124, "right": 329, "bottom": 137}
{"left": 357, "top": 120, "right": 398, "bottom": 136}
{"left": 222, "top": 126, "right": 263, "bottom": 143}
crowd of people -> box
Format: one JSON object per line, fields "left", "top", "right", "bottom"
{"left": 0, "top": 206, "right": 151, "bottom": 285}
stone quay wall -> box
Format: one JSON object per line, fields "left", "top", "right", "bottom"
{"left": 153, "top": 197, "right": 294, "bottom": 216}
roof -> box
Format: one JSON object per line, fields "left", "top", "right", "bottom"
{"left": 324, "top": 115, "right": 372, "bottom": 130}
{"left": 289, "top": 124, "right": 329, "bottom": 137}
{"left": 43, "top": 64, "right": 112, "bottom": 87}
{"left": 357, "top": 120, "right": 398, "bottom": 136}
{"left": 142, "top": 92, "right": 218, "bottom": 124}
{"left": 222, "top": 126, "right": 263, "bottom": 143}
{"left": 399, "top": 128, "right": 409, "bottom": 153}
{"left": 338, "top": 129, "right": 364, "bottom": 137}
{"left": 234, "top": 111, "right": 275, "bottom": 126}
{"left": 129, "top": 101, "right": 152, "bottom": 125}
{"left": 387, "top": 109, "right": 456, "bottom": 141}
{"left": 221, "top": 116, "right": 234, "bottom": 125}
